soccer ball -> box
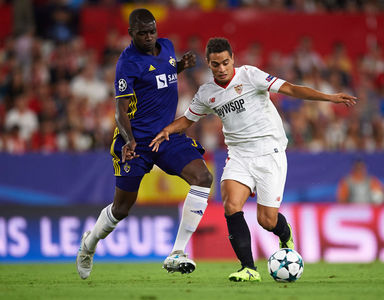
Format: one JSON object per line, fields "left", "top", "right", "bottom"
{"left": 268, "top": 248, "right": 304, "bottom": 282}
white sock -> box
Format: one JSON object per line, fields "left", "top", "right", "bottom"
{"left": 85, "top": 203, "right": 119, "bottom": 251}
{"left": 171, "top": 185, "right": 210, "bottom": 253}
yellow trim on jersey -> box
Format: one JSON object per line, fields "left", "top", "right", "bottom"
{"left": 127, "top": 90, "right": 138, "bottom": 119}
{"left": 112, "top": 127, "right": 120, "bottom": 139}
{"left": 115, "top": 93, "right": 134, "bottom": 99}
{"left": 110, "top": 135, "right": 121, "bottom": 176}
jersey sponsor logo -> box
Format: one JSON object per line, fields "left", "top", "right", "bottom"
{"left": 149, "top": 65, "right": 156, "bottom": 71}
{"left": 234, "top": 84, "right": 243, "bottom": 94}
{"left": 213, "top": 99, "right": 246, "bottom": 118}
{"left": 118, "top": 79, "right": 127, "bottom": 92}
{"left": 167, "top": 73, "right": 177, "bottom": 84}
{"left": 155, "top": 73, "right": 177, "bottom": 89}
{"left": 156, "top": 74, "right": 168, "bottom": 89}
{"left": 169, "top": 57, "right": 176, "bottom": 67}
{"left": 266, "top": 74, "right": 275, "bottom": 82}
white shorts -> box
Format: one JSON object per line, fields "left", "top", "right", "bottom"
{"left": 220, "top": 151, "right": 287, "bottom": 208}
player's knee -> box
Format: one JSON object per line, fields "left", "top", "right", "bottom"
{"left": 223, "top": 201, "right": 241, "bottom": 216}
{"left": 190, "top": 169, "right": 213, "bottom": 187}
{"left": 111, "top": 204, "right": 130, "bottom": 220}
{"left": 257, "top": 214, "right": 276, "bottom": 231}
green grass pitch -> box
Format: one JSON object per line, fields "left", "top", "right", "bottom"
{"left": 0, "top": 261, "right": 383, "bottom": 300}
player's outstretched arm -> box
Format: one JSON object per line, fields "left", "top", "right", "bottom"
{"left": 278, "top": 82, "right": 357, "bottom": 106}
{"left": 177, "top": 51, "right": 196, "bottom": 74}
{"left": 150, "top": 116, "right": 195, "bottom": 152}
{"left": 116, "top": 97, "right": 139, "bottom": 162}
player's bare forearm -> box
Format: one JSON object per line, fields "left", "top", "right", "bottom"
{"left": 278, "top": 82, "right": 357, "bottom": 106}
{"left": 115, "top": 99, "right": 134, "bottom": 143}
{"left": 165, "top": 116, "right": 194, "bottom": 135}
{"left": 115, "top": 98, "right": 139, "bottom": 161}
{"left": 149, "top": 116, "right": 194, "bottom": 151}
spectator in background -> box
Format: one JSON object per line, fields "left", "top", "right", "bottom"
{"left": 48, "top": 3, "right": 77, "bottom": 43}
{"left": 13, "top": 0, "right": 35, "bottom": 36}
{"left": 184, "top": 35, "right": 206, "bottom": 91}
{"left": 291, "top": 36, "right": 325, "bottom": 79}
{"left": 237, "top": 41, "right": 264, "bottom": 69}
{"left": 5, "top": 94, "right": 38, "bottom": 144}
{"left": 70, "top": 64, "right": 109, "bottom": 107}
{"left": 102, "top": 30, "right": 125, "bottom": 67}
{"left": 1, "top": 125, "right": 26, "bottom": 154}
{"left": 337, "top": 158, "right": 384, "bottom": 204}
{"left": 31, "top": 119, "right": 57, "bottom": 152}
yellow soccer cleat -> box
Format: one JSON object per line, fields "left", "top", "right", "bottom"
{"left": 279, "top": 223, "right": 295, "bottom": 250}
{"left": 228, "top": 267, "right": 261, "bottom": 282}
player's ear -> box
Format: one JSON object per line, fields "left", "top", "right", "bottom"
{"left": 128, "top": 28, "right": 133, "bottom": 37}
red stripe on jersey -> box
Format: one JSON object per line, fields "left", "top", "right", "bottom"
{"left": 189, "top": 108, "right": 207, "bottom": 116}
{"left": 268, "top": 77, "right": 278, "bottom": 91}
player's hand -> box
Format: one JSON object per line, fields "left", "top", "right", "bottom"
{"left": 329, "top": 93, "right": 358, "bottom": 107}
{"left": 122, "top": 140, "right": 139, "bottom": 162}
{"left": 180, "top": 51, "right": 196, "bottom": 70}
{"left": 149, "top": 130, "right": 170, "bottom": 152}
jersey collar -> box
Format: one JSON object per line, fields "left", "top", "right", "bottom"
{"left": 214, "top": 68, "right": 236, "bottom": 89}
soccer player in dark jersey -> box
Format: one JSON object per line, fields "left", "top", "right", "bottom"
{"left": 76, "top": 8, "right": 212, "bottom": 280}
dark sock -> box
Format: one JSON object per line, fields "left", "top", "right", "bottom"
{"left": 272, "top": 213, "right": 291, "bottom": 243}
{"left": 225, "top": 211, "right": 255, "bottom": 270}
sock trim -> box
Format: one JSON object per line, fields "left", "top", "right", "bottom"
{"left": 106, "top": 204, "right": 119, "bottom": 224}
{"left": 190, "top": 185, "right": 210, "bottom": 193}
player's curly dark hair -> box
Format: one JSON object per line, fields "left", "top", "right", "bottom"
{"left": 129, "top": 8, "right": 155, "bottom": 29}
{"left": 205, "top": 37, "right": 233, "bottom": 61}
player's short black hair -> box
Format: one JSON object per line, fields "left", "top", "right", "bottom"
{"left": 129, "top": 8, "right": 155, "bottom": 29}
{"left": 205, "top": 37, "right": 232, "bottom": 61}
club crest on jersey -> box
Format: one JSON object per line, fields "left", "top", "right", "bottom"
{"left": 209, "top": 97, "right": 215, "bottom": 103}
{"left": 169, "top": 57, "right": 176, "bottom": 67}
{"left": 234, "top": 84, "right": 243, "bottom": 94}
{"left": 118, "top": 79, "right": 127, "bottom": 92}
{"left": 124, "top": 163, "right": 131, "bottom": 173}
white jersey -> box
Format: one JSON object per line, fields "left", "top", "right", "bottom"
{"left": 184, "top": 65, "right": 288, "bottom": 157}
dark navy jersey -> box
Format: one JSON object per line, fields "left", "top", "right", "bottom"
{"left": 114, "top": 38, "right": 179, "bottom": 140}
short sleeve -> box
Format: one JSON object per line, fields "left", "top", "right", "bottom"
{"left": 114, "top": 59, "right": 140, "bottom": 99}
{"left": 245, "top": 65, "right": 285, "bottom": 93}
{"left": 184, "top": 92, "right": 210, "bottom": 122}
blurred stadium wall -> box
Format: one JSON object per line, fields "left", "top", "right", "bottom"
{"left": 1, "top": 152, "right": 383, "bottom": 263}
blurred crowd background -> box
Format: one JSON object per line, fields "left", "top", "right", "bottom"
{"left": 1, "top": 0, "right": 384, "bottom": 154}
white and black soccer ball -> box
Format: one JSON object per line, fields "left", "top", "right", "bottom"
{"left": 268, "top": 248, "right": 304, "bottom": 282}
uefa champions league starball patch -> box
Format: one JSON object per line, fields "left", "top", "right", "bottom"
{"left": 118, "top": 79, "right": 127, "bottom": 92}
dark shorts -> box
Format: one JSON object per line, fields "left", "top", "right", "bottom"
{"left": 111, "top": 133, "right": 205, "bottom": 192}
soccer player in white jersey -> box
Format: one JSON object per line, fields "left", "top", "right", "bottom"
{"left": 150, "top": 37, "right": 357, "bottom": 282}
